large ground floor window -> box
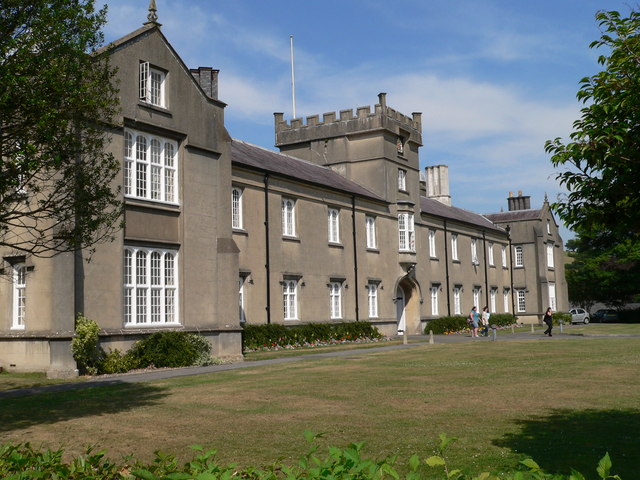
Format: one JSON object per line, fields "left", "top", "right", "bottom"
{"left": 123, "top": 246, "right": 179, "bottom": 326}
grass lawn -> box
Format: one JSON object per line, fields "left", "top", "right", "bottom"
{"left": 1, "top": 337, "right": 639, "bottom": 479}
{"left": 0, "top": 371, "right": 83, "bottom": 392}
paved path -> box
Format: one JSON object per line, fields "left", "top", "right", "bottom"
{"left": 1, "top": 327, "right": 637, "bottom": 399}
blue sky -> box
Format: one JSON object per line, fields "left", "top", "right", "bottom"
{"left": 102, "top": 0, "right": 635, "bottom": 242}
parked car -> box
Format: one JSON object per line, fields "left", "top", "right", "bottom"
{"left": 570, "top": 308, "right": 590, "bottom": 324}
{"left": 592, "top": 309, "right": 619, "bottom": 323}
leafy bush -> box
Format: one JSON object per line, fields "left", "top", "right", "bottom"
{"left": 0, "top": 435, "right": 623, "bottom": 479}
{"left": 71, "top": 314, "right": 104, "bottom": 375}
{"left": 99, "top": 349, "right": 135, "bottom": 374}
{"left": 425, "top": 313, "right": 517, "bottom": 335}
{"left": 126, "top": 331, "right": 213, "bottom": 369}
{"left": 242, "top": 321, "right": 383, "bottom": 351}
{"left": 424, "top": 315, "right": 468, "bottom": 334}
{"left": 553, "top": 312, "right": 572, "bottom": 325}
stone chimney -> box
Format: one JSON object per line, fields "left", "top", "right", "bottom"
{"left": 190, "top": 67, "right": 219, "bottom": 100}
{"left": 425, "top": 165, "right": 451, "bottom": 206}
{"left": 507, "top": 190, "right": 531, "bottom": 211}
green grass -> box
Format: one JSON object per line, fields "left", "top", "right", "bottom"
{"left": 0, "top": 371, "right": 82, "bottom": 392}
{"left": 1, "top": 337, "right": 638, "bottom": 479}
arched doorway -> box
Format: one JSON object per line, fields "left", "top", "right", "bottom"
{"left": 395, "top": 277, "right": 421, "bottom": 335}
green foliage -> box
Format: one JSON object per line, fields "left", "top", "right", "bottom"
{"left": 71, "top": 314, "right": 103, "bottom": 375}
{"left": 126, "top": 331, "right": 214, "bottom": 369}
{"left": 545, "top": 9, "right": 640, "bottom": 240}
{"left": 242, "top": 322, "right": 383, "bottom": 351}
{"left": 0, "top": 436, "right": 624, "bottom": 479}
{"left": 565, "top": 231, "right": 640, "bottom": 308}
{"left": 425, "top": 314, "right": 517, "bottom": 334}
{"left": 425, "top": 315, "right": 468, "bottom": 334}
{"left": 553, "top": 312, "right": 572, "bottom": 326}
{"left": 0, "top": 0, "right": 122, "bottom": 256}
{"left": 98, "top": 349, "right": 135, "bottom": 374}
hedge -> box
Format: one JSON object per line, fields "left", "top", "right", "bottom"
{"left": 425, "top": 313, "right": 518, "bottom": 335}
{"left": 242, "top": 321, "right": 383, "bottom": 351}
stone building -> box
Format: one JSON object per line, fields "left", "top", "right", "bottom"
{"left": 0, "top": 7, "right": 568, "bottom": 376}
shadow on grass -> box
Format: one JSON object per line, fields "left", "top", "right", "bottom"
{"left": 494, "top": 408, "right": 640, "bottom": 480}
{"left": 0, "top": 382, "right": 168, "bottom": 433}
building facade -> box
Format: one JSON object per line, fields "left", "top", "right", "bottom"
{"left": 0, "top": 11, "right": 568, "bottom": 376}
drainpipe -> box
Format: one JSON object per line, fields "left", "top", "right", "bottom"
{"left": 351, "top": 196, "right": 360, "bottom": 322}
{"left": 444, "top": 219, "right": 451, "bottom": 316}
{"left": 482, "top": 230, "right": 489, "bottom": 308}
{"left": 264, "top": 173, "right": 271, "bottom": 324}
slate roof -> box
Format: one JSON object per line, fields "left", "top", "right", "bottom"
{"left": 483, "top": 209, "right": 542, "bottom": 223}
{"left": 420, "top": 197, "right": 504, "bottom": 232}
{"left": 231, "top": 140, "right": 385, "bottom": 202}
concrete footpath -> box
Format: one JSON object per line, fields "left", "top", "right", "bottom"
{"left": 1, "top": 327, "right": 636, "bottom": 399}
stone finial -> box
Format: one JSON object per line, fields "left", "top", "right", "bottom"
{"left": 145, "top": 0, "right": 159, "bottom": 24}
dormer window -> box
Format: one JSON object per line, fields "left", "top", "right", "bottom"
{"left": 139, "top": 61, "right": 166, "bottom": 107}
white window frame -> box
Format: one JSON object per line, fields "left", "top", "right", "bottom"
{"left": 430, "top": 286, "right": 439, "bottom": 316}
{"left": 503, "top": 289, "right": 510, "bottom": 313}
{"left": 329, "top": 281, "right": 343, "bottom": 319}
{"left": 488, "top": 242, "right": 494, "bottom": 266}
{"left": 547, "top": 220, "right": 551, "bottom": 234}
{"left": 366, "top": 216, "right": 377, "bottom": 249}
{"left": 328, "top": 208, "right": 340, "bottom": 244}
{"left": 471, "top": 238, "right": 478, "bottom": 265}
{"left": 11, "top": 263, "right": 27, "bottom": 330}
{"left": 490, "top": 288, "right": 497, "bottom": 313}
{"left": 139, "top": 61, "right": 166, "bottom": 107}
{"left": 473, "top": 287, "right": 481, "bottom": 309}
{"left": 282, "top": 198, "right": 296, "bottom": 237}
{"left": 367, "top": 283, "right": 379, "bottom": 318}
{"left": 239, "top": 276, "right": 246, "bottom": 323}
{"left": 453, "top": 287, "right": 461, "bottom": 315}
{"left": 428, "top": 230, "right": 436, "bottom": 258}
{"left": 451, "top": 234, "right": 459, "bottom": 261}
{"left": 547, "top": 243, "right": 555, "bottom": 268}
{"left": 232, "top": 187, "right": 243, "bottom": 230}
{"left": 398, "top": 169, "right": 407, "bottom": 191}
{"left": 283, "top": 279, "right": 298, "bottom": 320}
{"left": 548, "top": 282, "right": 557, "bottom": 311}
{"left": 123, "top": 246, "right": 179, "bottom": 326}
{"left": 398, "top": 213, "right": 415, "bottom": 252}
{"left": 517, "top": 289, "right": 526, "bottom": 313}
{"left": 514, "top": 245, "right": 523, "bottom": 267}
{"left": 501, "top": 245, "right": 507, "bottom": 268}
{"left": 124, "top": 129, "right": 178, "bottom": 204}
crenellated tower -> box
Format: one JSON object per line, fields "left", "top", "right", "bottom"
{"left": 274, "top": 93, "right": 422, "bottom": 208}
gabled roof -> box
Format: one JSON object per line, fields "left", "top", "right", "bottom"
{"left": 483, "top": 209, "right": 543, "bottom": 223}
{"left": 96, "top": 23, "right": 226, "bottom": 108}
{"left": 420, "top": 196, "right": 504, "bottom": 233}
{"left": 231, "top": 140, "right": 386, "bottom": 202}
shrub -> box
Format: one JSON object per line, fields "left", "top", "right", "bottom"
{"left": 126, "top": 331, "right": 212, "bottom": 369}
{"left": 71, "top": 314, "right": 104, "bottom": 375}
{"left": 553, "top": 312, "right": 572, "bottom": 325}
{"left": 98, "top": 349, "right": 135, "bottom": 375}
{"left": 425, "top": 313, "right": 517, "bottom": 334}
{"left": 424, "top": 315, "right": 468, "bottom": 334}
{"left": 242, "top": 322, "right": 383, "bottom": 351}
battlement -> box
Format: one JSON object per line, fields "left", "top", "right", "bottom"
{"left": 274, "top": 93, "right": 422, "bottom": 147}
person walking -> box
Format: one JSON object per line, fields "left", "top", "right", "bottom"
{"left": 481, "top": 306, "right": 491, "bottom": 337}
{"left": 469, "top": 306, "right": 480, "bottom": 337}
{"left": 543, "top": 307, "right": 553, "bottom": 336}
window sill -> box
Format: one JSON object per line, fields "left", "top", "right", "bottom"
{"left": 10, "top": 325, "right": 26, "bottom": 331}
{"left": 328, "top": 242, "right": 343, "bottom": 249}
{"left": 430, "top": 256, "right": 439, "bottom": 261}
{"left": 452, "top": 259, "right": 461, "bottom": 264}
{"left": 366, "top": 248, "right": 380, "bottom": 254}
{"left": 138, "top": 101, "right": 172, "bottom": 117}
{"left": 283, "top": 235, "right": 300, "bottom": 243}
{"left": 125, "top": 198, "right": 180, "bottom": 211}
{"left": 123, "top": 322, "right": 182, "bottom": 329}
{"left": 232, "top": 228, "right": 248, "bottom": 236}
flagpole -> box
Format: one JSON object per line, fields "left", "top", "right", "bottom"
{"left": 290, "top": 35, "right": 296, "bottom": 119}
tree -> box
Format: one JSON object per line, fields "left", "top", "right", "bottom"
{"left": 545, "top": 9, "right": 640, "bottom": 239}
{"left": 565, "top": 231, "right": 640, "bottom": 309}
{"left": 0, "top": 0, "right": 121, "bottom": 258}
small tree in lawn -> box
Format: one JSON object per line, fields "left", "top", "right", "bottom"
{"left": 0, "top": 0, "right": 122, "bottom": 260}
